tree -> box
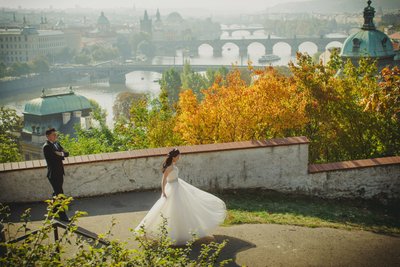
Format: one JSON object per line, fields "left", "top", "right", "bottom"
{"left": 0, "top": 62, "right": 7, "bottom": 78}
{"left": 289, "top": 53, "right": 392, "bottom": 162}
{"left": 159, "top": 68, "right": 182, "bottom": 106}
{"left": 114, "top": 91, "right": 182, "bottom": 150}
{"left": 9, "top": 62, "right": 30, "bottom": 76}
{"left": 113, "top": 91, "right": 143, "bottom": 121}
{"left": 59, "top": 100, "right": 116, "bottom": 155}
{"left": 181, "top": 62, "right": 208, "bottom": 100}
{"left": 0, "top": 107, "right": 22, "bottom": 163}
{"left": 91, "top": 46, "right": 119, "bottom": 62}
{"left": 137, "top": 40, "right": 155, "bottom": 58}
{"left": 129, "top": 32, "right": 151, "bottom": 57}
{"left": 175, "top": 67, "right": 308, "bottom": 144}
{"left": 362, "top": 66, "right": 400, "bottom": 156}
{"left": 30, "top": 56, "right": 50, "bottom": 73}
{"left": 205, "top": 66, "right": 229, "bottom": 87}
{"left": 53, "top": 47, "right": 75, "bottom": 64}
{"left": 73, "top": 53, "right": 91, "bottom": 65}
{"left": 116, "top": 35, "right": 132, "bottom": 60}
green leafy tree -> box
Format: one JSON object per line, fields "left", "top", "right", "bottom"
{"left": 129, "top": 32, "right": 151, "bottom": 57}
{"left": 59, "top": 100, "right": 116, "bottom": 155}
{"left": 116, "top": 35, "right": 132, "bottom": 60}
{"left": 159, "top": 68, "right": 182, "bottom": 106}
{"left": 205, "top": 66, "right": 229, "bottom": 87}
{"left": 9, "top": 62, "right": 30, "bottom": 76}
{"left": 112, "top": 91, "right": 143, "bottom": 121}
{"left": 289, "top": 52, "right": 390, "bottom": 162}
{"left": 30, "top": 56, "right": 50, "bottom": 73}
{"left": 0, "top": 107, "right": 22, "bottom": 163}
{"left": 53, "top": 47, "right": 75, "bottom": 64}
{"left": 114, "top": 92, "right": 182, "bottom": 150}
{"left": 181, "top": 62, "right": 208, "bottom": 99}
{"left": 0, "top": 62, "right": 7, "bottom": 78}
{"left": 91, "top": 46, "right": 119, "bottom": 62}
{"left": 362, "top": 66, "right": 400, "bottom": 156}
{"left": 114, "top": 97, "right": 150, "bottom": 149}
{"left": 73, "top": 53, "right": 91, "bottom": 65}
{"left": 137, "top": 40, "right": 155, "bottom": 58}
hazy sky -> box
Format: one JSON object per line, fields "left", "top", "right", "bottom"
{"left": 0, "top": 0, "right": 309, "bottom": 13}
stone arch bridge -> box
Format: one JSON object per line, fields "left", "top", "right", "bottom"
{"left": 154, "top": 36, "right": 346, "bottom": 57}
{"left": 54, "top": 64, "right": 247, "bottom": 84}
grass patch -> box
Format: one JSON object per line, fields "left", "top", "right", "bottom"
{"left": 218, "top": 189, "right": 400, "bottom": 235}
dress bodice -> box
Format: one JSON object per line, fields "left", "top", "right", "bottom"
{"left": 167, "top": 165, "right": 179, "bottom": 183}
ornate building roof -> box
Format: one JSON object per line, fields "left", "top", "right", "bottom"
{"left": 23, "top": 89, "right": 91, "bottom": 116}
{"left": 97, "top": 11, "right": 110, "bottom": 26}
{"left": 340, "top": 1, "right": 395, "bottom": 60}
{"left": 166, "top": 12, "right": 183, "bottom": 24}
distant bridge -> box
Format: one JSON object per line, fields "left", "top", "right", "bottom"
{"left": 153, "top": 36, "right": 347, "bottom": 57}
{"left": 220, "top": 26, "right": 265, "bottom": 37}
{"left": 53, "top": 64, "right": 248, "bottom": 84}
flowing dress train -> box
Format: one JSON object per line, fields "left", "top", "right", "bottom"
{"left": 135, "top": 165, "right": 226, "bottom": 245}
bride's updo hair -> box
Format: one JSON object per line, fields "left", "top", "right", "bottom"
{"left": 162, "top": 148, "right": 180, "bottom": 173}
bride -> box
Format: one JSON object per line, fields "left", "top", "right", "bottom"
{"left": 135, "top": 148, "right": 226, "bottom": 245}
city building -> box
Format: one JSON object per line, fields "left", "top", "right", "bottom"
{"left": 0, "top": 27, "right": 67, "bottom": 64}
{"left": 140, "top": 10, "right": 152, "bottom": 35}
{"left": 84, "top": 11, "right": 117, "bottom": 48}
{"left": 20, "top": 87, "right": 92, "bottom": 160}
{"left": 141, "top": 9, "right": 219, "bottom": 42}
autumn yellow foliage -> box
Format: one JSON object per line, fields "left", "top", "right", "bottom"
{"left": 175, "top": 67, "right": 308, "bottom": 144}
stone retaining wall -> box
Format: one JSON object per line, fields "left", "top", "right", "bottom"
{"left": 0, "top": 136, "right": 399, "bottom": 203}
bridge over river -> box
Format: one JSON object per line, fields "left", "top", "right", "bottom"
{"left": 153, "top": 36, "right": 347, "bottom": 57}
{"left": 53, "top": 64, "right": 249, "bottom": 84}
{"left": 54, "top": 33, "right": 347, "bottom": 85}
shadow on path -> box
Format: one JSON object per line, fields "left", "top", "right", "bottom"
{"left": 190, "top": 235, "right": 256, "bottom": 267}
{"left": 6, "top": 191, "right": 161, "bottom": 222}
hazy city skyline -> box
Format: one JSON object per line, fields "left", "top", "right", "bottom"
{"left": 0, "top": 0, "right": 309, "bottom": 14}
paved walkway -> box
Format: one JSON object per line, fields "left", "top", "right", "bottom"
{"left": 6, "top": 191, "right": 400, "bottom": 267}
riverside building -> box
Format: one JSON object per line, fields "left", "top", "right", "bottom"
{"left": 20, "top": 88, "right": 92, "bottom": 160}
{"left": 0, "top": 27, "right": 66, "bottom": 64}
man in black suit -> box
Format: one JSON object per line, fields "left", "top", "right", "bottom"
{"left": 43, "top": 128, "right": 70, "bottom": 221}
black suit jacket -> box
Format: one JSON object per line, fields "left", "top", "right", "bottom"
{"left": 43, "top": 140, "right": 68, "bottom": 180}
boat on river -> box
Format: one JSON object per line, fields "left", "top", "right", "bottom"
{"left": 258, "top": 54, "right": 280, "bottom": 63}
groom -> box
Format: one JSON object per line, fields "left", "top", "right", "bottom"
{"left": 43, "top": 128, "right": 70, "bottom": 221}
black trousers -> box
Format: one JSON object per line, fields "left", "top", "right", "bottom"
{"left": 48, "top": 176, "right": 68, "bottom": 221}
{"left": 48, "top": 176, "right": 64, "bottom": 196}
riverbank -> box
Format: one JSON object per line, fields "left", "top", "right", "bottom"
{"left": 0, "top": 72, "right": 72, "bottom": 96}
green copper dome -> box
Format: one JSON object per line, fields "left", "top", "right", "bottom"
{"left": 341, "top": 29, "right": 395, "bottom": 59}
{"left": 97, "top": 12, "right": 110, "bottom": 26}
{"left": 340, "top": 1, "right": 395, "bottom": 59}
{"left": 23, "top": 91, "right": 91, "bottom": 116}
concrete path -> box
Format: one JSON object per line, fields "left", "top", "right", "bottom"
{"left": 5, "top": 191, "right": 400, "bottom": 267}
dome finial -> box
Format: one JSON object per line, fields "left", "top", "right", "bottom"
{"left": 362, "top": 0, "right": 376, "bottom": 30}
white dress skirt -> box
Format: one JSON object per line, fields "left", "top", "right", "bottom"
{"left": 135, "top": 164, "right": 226, "bottom": 245}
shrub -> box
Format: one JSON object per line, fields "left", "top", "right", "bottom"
{"left": 0, "top": 196, "right": 231, "bottom": 266}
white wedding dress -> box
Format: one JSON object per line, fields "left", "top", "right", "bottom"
{"left": 135, "top": 164, "right": 226, "bottom": 245}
